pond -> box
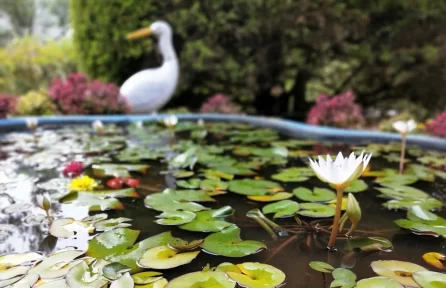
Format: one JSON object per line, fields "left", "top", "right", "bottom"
{"left": 0, "top": 119, "right": 446, "bottom": 287}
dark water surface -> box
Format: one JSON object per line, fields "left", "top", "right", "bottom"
{"left": 0, "top": 122, "right": 445, "bottom": 287}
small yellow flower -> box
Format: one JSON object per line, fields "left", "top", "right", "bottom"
{"left": 69, "top": 175, "right": 98, "bottom": 191}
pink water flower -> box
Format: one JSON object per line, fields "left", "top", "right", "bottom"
{"left": 426, "top": 112, "right": 446, "bottom": 138}
{"left": 200, "top": 93, "right": 243, "bottom": 114}
{"left": 63, "top": 162, "right": 84, "bottom": 177}
{"left": 0, "top": 94, "right": 16, "bottom": 118}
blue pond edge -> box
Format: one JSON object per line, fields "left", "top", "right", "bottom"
{"left": 0, "top": 114, "right": 445, "bottom": 151}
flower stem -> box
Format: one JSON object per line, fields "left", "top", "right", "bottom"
{"left": 399, "top": 133, "right": 406, "bottom": 174}
{"left": 327, "top": 185, "right": 344, "bottom": 250}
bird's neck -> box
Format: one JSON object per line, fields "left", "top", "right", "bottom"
{"left": 158, "top": 35, "right": 177, "bottom": 63}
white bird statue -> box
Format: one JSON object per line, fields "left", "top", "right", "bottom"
{"left": 120, "top": 21, "right": 179, "bottom": 114}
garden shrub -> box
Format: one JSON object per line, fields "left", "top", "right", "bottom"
{"left": 14, "top": 91, "right": 56, "bottom": 116}
{"left": 49, "top": 73, "right": 129, "bottom": 115}
{"left": 0, "top": 36, "right": 77, "bottom": 95}
{"left": 426, "top": 112, "right": 446, "bottom": 138}
{"left": 306, "top": 90, "right": 365, "bottom": 129}
{"left": 0, "top": 94, "right": 16, "bottom": 118}
{"left": 200, "top": 94, "right": 243, "bottom": 114}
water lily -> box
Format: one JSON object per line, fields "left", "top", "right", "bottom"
{"left": 92, "top": 120, "right": 104, "bottom": 134}
{"left": 308, "top": 151, "right": 371, "bottom": 250}
{"left": 36, "top": 192, "right": 52, "bottom": 221}
{"left": 63, "top": 161, "right": 83, "bottom": 177}
{"left": 26, "top": 117, "right": 38, "bottom": 130}
{"left": 197, "top": 119, "right": 205, "bottom": 127}
{"left": 393, "top": 119, "right": 416, "bottom": 174}
{"left": 69, "top": 175, "right": 98, "bottom": 191}
{"left": 163, "top": 115, "right": 178, "bottom": 128}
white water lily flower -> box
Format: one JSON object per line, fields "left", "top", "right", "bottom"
{"left": 392, "top": 119, "right": 417, "bottom": 134}
{"left": 163, "top": 115, "right": 178, "bottom": 127}
{"left": 309, "top": 151, "right": 372, "bottom": 186}
{"left": 197, "top": 119, "right": 205, "bottom": 127}
{"left": 26, "top": 118, "right": 38, "bottom": 130}
{"left": 92, "top": 120, "right": 104, "bottom": 130}
{"left": 36, "top": 192, "right": 52, "bottom": 211}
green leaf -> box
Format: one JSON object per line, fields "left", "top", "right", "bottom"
{"left": 356, "top": 277, "right": 403, "bottom": 288}
{"left": 413, "top": 271, "right": 446, "bottom": 288}
{"left": 383, "top": 198, "right": 443, "bottom": 211}
{"left": 375, "top": 175, "right": 418, "bottom": 187}
{"left": 131, "top": 271, "right": 163, "bottom": 285}
{"left": 343, "top": 180, "right": 368, "bottom": 193}
{"left": 293, "top": 187, "right": 336, "bottom": 202}
{"left": 297, "top": 203, "right": 336, "bottom": 218}
{"left": 227, "top": 262, "right": 286, "bottom": 287}
{"left": 166, "top": 271, "right": 236, "bottom": 288}
{"left": 262, "top": 200, "right": 300, "bottom": 218}
{"left": 271, "top": 167, "right": 312, "bottom": 182}
{"left": 92, "top": 164, "right": 149, "bottom": 178}
{"left": 87, "top": 228, "right": 140, "bottom": 259}
{"left": 60, "top": 193, "right": 124, "bottom": 211}
{"left": 375, "top": 186, "right": 429, "bottom": 200}
{"left": 345, "top": 237, "right": 393, "bottom": 252}
{"left": 155, "top": 211, "right": 196, "bottom": 225}
{"left": 176, "top": 178, "right": 201, "bottom": 189}
{"left": 201, "top": 226, "right": 266, "bottom": 257}
{"left": 229, "top": 179, "right": 282, "bottom": 196}
{"left": 309, "top": 261, "right": 335, "bottom": 273}
{"left": 65, "top": 259, "right": 110, "bottom": 288}
{"left": 394, "top": 219, "right": 446, "bottom": 237}
{"left": 180, "top": 206, "right": 235, "bottom": 232}
{"left": 331, "top": 268, "right": 357, "bottom": 288}
{"left": 102, "top": 262, "right": 131, "bottom": 281}
{"left": 94, "top": 218, "right": 132, "bottom": 232}
{"left": 144, "top": 189, "right": 213, "bottom": 212}
{"left": 200, "top": 179, "right": 228, "bottom": 191}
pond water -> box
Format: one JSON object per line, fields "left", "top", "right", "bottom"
{"left": 0, "top": 120, "right": 446, "bottom": 287}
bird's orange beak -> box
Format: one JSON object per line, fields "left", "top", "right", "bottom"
{"left": 126, "top": 27, "right": 152, "bottom": 40}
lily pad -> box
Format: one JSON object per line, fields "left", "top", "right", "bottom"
{"left": 383, "top": 198, "right": 443, "bottom": 211}
{"left": 61, "top": 192, "right": 124, "bottom": 211}
{"left": 180, "top": 206, "right": 235, "bottom": 232}
{"left": 271, "top": 167, "right": 313, "bottom": 182}
{"left": 93, "top": 163, "right": 149, "bottom": 178}
{"left": 202, "top": 169, "right": 234, "bottom": 181}
{"left": 110, "top": 273, "right": 134, "bottom": 288}
{"left": 155, "top": 211, "right": 196, "bottom": 225}
{"left": 297, "top": 203, "right": 336, "bottom": 218}
{"left": 229, "top": 179, "right": 282, "bottom": 196}
{"left": 356, "top": 277, "right": 403, "bottom": 288}
{"left": 331, "top": 268, "right": 357, "bottom": 288}
{"left": 309, "top": 261, "right": 334, "bottom": 273}
{"left": 131, "top": 271, "right": 163, "bottom": 285}
{"left": 247, "top": 192, "right": 293, "bottom": 202}
{"left": 343, "top": 180, "right": 368, "bottom": 193}
{"left": 172, "top": 170, "right": 195, "bottom": 178}
{"left": 376, "top": 175, "right": 418, "bottom": 187}
{"left": 371, "top": 260, "right": 427, "bottom": 287}
{"left": 345, "top": 237, "right": 393, "bottom": 252}
{"left": 262, "top": 200, "right": 300, "bottom": 218}
{"left": 102, "top": 262, "right": 131, "bottom": 281}
{"left": 50, "top": 218, "right": 89, "bottom": 238}
{"left": 422, "top": 252, "right": 446, "bottom": 270}
{"left": 29, "top": 250, "right": 84, "bottom": 279}
{"left": 375, "top": 186, "right": 429, "bottom": 200}
{"left": 65, "top": 259, "right": 110, "bottom": 288}
{"left": 293, "top": 187, "right": 336, "bottom": 202}
{"left": 201, "top": 226, "right": 266, "bottom": 257}
{"left": 215, "top": 262, "right": 242, "bottom": 274}
{"left": 137, "top": 245, "right": 200, "bottom": 269}
{"left": 94, "top": 218, "right": 132, "bottom": 231}
{"left": 227, "top": 262, "right": 286, "bottom": 287}
{"left": 200, "top": 179, "right": 228, "bottom": 191}
{"left": 394, "top": 219, "right": 446, "bottom": 237}
{"left": 0, "top": 252, "right": 44, "bottom": 267}
{"left": 176, "top": 178, "right": 201, "bottom": 189}
{"left": 165, "top": 271, "right": 235, "bottom": 288}
{"left": 168, "top": 237, "right": 204, "bottom": 251}
{"left": 413, "top": 271, "right": 446, "bottom": 288}
{"left": 144, "top": 189, "right": 213, "bottom": 212}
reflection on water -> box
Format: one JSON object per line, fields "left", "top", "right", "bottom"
{"left": 0, "top": 123, "right": 445, "bottom": 287}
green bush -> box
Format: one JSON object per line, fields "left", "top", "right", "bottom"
{"left": 0, "top": 36, "right": 77, "bottom": 95}
{"left": 14, "top": 90, "right": 56, "bottom": 116}
{"left": 71, "top": 0, "right": 446, "bottom": 116}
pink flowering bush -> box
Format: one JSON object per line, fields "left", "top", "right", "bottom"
{"left": 0, "top": 94, "right": 16, "bottom": 118}
{"left": 200, "top": 94, "right": 243, "bottom": 114}
{"left": 49, "top": 73, "right": 129, "bottom": 115}
{"left": 426, "top": 112, "right": 446, "bottom": 138}
{"left": 307, "top": 90, "right": 365, "bottom": 128}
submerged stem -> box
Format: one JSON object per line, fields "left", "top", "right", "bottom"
{"left": 327, "top": 185, "right": 345, "bottom": 250}
{"left": 399, "top": 133, "right": 407, "bottom": 174}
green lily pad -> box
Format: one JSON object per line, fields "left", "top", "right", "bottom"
{"left": 331, "top": 268, "right": 357, "bottom": 288}
{"left": 92, "top": 164, "right": 149, "bottom": 178}
{"left": 229, "top": 179, "right": 282, "bottom": 196}
{"left": 394, "top": 219, "right": 446, "bottom": 237}
{"left": 215, "top": 262, "right": 242, "bottom": 273}
{"left": 144, "top": 189, "right": 213, "bottom": 212}
{"left": 341, "top": 180, "right": 368, "bottom": 193}
{"left": 200, "top": 179, "right": 228, "bottom": 191}
{"left": 94, "top": 217, "right": 132, "bottom": 231}
{"left": 371, "top": 260, "right": 427, "bottom": 287}
{"left": 293, "top": 187, "right": 336, "bottom": 202}
{"left": 413, "top": 271, "right": 446, "bottom": 288}
{"left": 212, "top": 165, "right": 256, "bottom": 176}
{"left": 406, "top": 164, "right": 436, "bottom": 181}
{"left": 356, "top": 277, "right": 403, "bottom": 288}
{"left": 0, "top": 252, "right": 44, "bottom": 267}
{"left": 131, "top": 271, "right": 163, "bottom": 285}
{"left": 375, "top": 186, "right": 429, "bottom": 200}
{"left": 137, "top": 245, "right": 200, "bottom": 269}
{"left": 172, "top": 170, "right": 195, "bottom": 178}
{"left": 155, "top": 211, "right": 196, "bottom": 225}
{"left": 247, "top": 192, "right": 293, "bottom": 202}
{"left": 87, "top": 228, "right": 171, "bottom": 272}
{"left": 227, "top": 262, "right": 286, "bottom": 287}
{"left": 407, "top": 205, "right": 442, "bottom": 222}
{"left": 201, "top": 226, "right": 267, "bottom": 257}
{"left": 262, "top": 200, "right": 300, "bottom": 218}
{"left": 168, "top": 237, "right": 204, "bottom": 251}
{"left": 170, "top": 148, "right": 198, "bottom": 170}
{"left": 65, "top": 259, "right": 110, "bottom": 288}
{"left": 345, "top": 237, "right": 393, "bottom": 252}
{"left": 271, "top": 167, "right": 313, "bottom": 182}
{"left": 165, "top": 271, "right": 235, "bottom": 288}
{"left": 102, "top": 262, "right": 131, "bottom": 281}
{"left": 74, "top": 188, "right": 140, "bottom": 199}
{"left": 176, "top": 178, "right": 201, "bottom": 189}
{"left": 309, "top": 261, "right": 335, "bottom": 273}
{"left": 202, "top": 169, "right": 235, "bottom": 181}
{"left": 60, "top": 192, "right": 124, "bottom": 211}
{"left": 297, "top": 203, "right": 336, "bottom": 218}
{"left": 29, "top": 250, "right": 84, "bottom": 279}
{"left": 180, "top": 206, "right": 235, "bottom": 232}
{"left": 110, "top": 273, "right": 133, "bottom": 288}
{"left": 383, "top": 198, "right": 443, "bottom": 211}
{"left": 375, "top": 175, "right": 418, "bottom": 187}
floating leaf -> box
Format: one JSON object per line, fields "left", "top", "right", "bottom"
{"left": 262, "top": 200, "right": 300, "bottom": 218}
{"left": 0, "top": 266, "right": 29, "bottom": 281}
{"left": 201, "top": 226, "right": 266, "bottom": 257}
{"left": 212, "top": 165, "right": 256, "bottom": 176}
{"left": 394, "top": 219, "right": 446, "bottom": 237}
{"left": 94, "top": 217, "right": 132, "bottom": 231}
{"left": 93, "top": 164, "right": 149, "bottom": 178}
{"left": 65, "top": 259, "right": 109, "bottom": 288}
{"left": 29, "top": 250, "right": 84, "bottom": 279}
{"left": 356, "top": 277, "right": 403, "bottom": 288}
{"left": 422, "top": 252, "right": 446, "bottom": 270}
{"left": 383, "top": 198, "right": 443, "bottom": 211}
{"left": 200, "top": 179, "right": 228, "bottom": 191}
{"left": 61, "top": 192, "right": 124, "bottom": 211}
{"left": 293, "top": 187, "right": 336, "bottom": 202}
{"left": 375, "top": 186, "right": 429, "bottom": 200}
{"left": 102, "top": 262, "right": 131, "bottom": 281}
{"left": 407, "top": 205, "right": 441, "bottom": 222}
{"left": 131, "top": 271, "right": 163, "bottom": 285}
{"left": 215, "top": 262, "right": 242, "bottom": 274}
{"left": 248, "top": 192, "right": 293, "bottom": 202}
{"left": 110, "top": 273, "right": 133, "bottom": 288}
{"left": 155, "top": 211, "right": 196, "bottom": 225}
{"left": 144, "top": 189, "right": 213, "bottom": 212}
{"left": 271, "top": 167, "right": 313, "bottom": 182}
{"left": 202, "top": 169, "right": 234, "bottom": 181}
{"left": 297, "top": 203, "right": 336, "bottom": 218}
{"left": 331, "top": 268, "right": 357, "bottom": 288}
{"left": 137, "top": 245, "right": 200, "bottom": 269}
{"left": 309, "top": 261, "right": 335, "bottom": 273}
{"left": 49, "top": 218, "right": 90, "bottom": 238}
{"left": 227, "top": 262, "right": 286, "bottom": 287}
{"left": 343, "top": 180, "right": 368, "bottom": 193}
{"left": 176, "top": 178, "right": 200, "bottom": 189}
{"left": 165, "top": 271, "right": 235, "bottom": 288}
{"left": 406, "top": 164, "right": 436, "bottom": 182}
{"left": 229, "top": 179, "right": 282, "bottom": 196}
{"left": 371, "top": 260, "right": 427, "bottom": 287}
{"left": 0, "top": 252, "right": 44, "bottom": 267}
{"left": 74, "top": 188, "right": 140, "bottom": 199}
{"left": 170, "top": 148, "right": 198, "bottom": 170}
{"left": 345, "top": 237, "right": 393, "bottom": 252}
{"left": 375, "top": 175, "right": 418, "bottom": 187}
{"left": 83, "top": 213, "right": 108, "bottom": 224}
{"left": 180, "top": 206, "right": 235, "bottom": 232}
{"left": 168, "top": 238, "right": 204, "bottom": 251}
{"left": 172, "top": 170, "right": 194, "bottom": 178}
{"left": 413, "top": 271, "right": 446, "bottom": 288}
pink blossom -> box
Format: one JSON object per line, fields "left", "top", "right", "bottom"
{"left": 0, "top": 94, "right": 16, "bottom": 118}
{"left": 426, "top": 112, "right": 446, "bottom": 138}
{"left": 63, "top": 161, "right": 84, "bottom": 177}
{"left": 200, "top": 93, "right": 243, "bottom": 114}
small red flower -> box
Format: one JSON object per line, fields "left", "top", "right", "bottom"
{"left": 106, "top": 178, "right": 123, "bottom": 189}
{"left": 123, "top": 178, "right": 140, "bottom": 187}
{"left": 106, "top": 177, "right": 140, "bottom": 189}
{"left": 63, "top": 162, "right": 83, "bottom": 177}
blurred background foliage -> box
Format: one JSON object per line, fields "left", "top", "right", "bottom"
{"left": 70, "top": 0, "right": 446, "bottom": 119}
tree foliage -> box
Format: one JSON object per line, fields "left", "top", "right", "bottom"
{"left": 70, "top": 0, "right": 446, "bottom": 117}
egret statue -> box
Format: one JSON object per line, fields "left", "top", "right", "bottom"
{"left": 120, "top": 21, "right": 179, "bottom": 114}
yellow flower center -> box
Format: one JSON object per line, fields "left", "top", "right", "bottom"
{"left": 69, "top": 175, "right": 97, "bottom": 191}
